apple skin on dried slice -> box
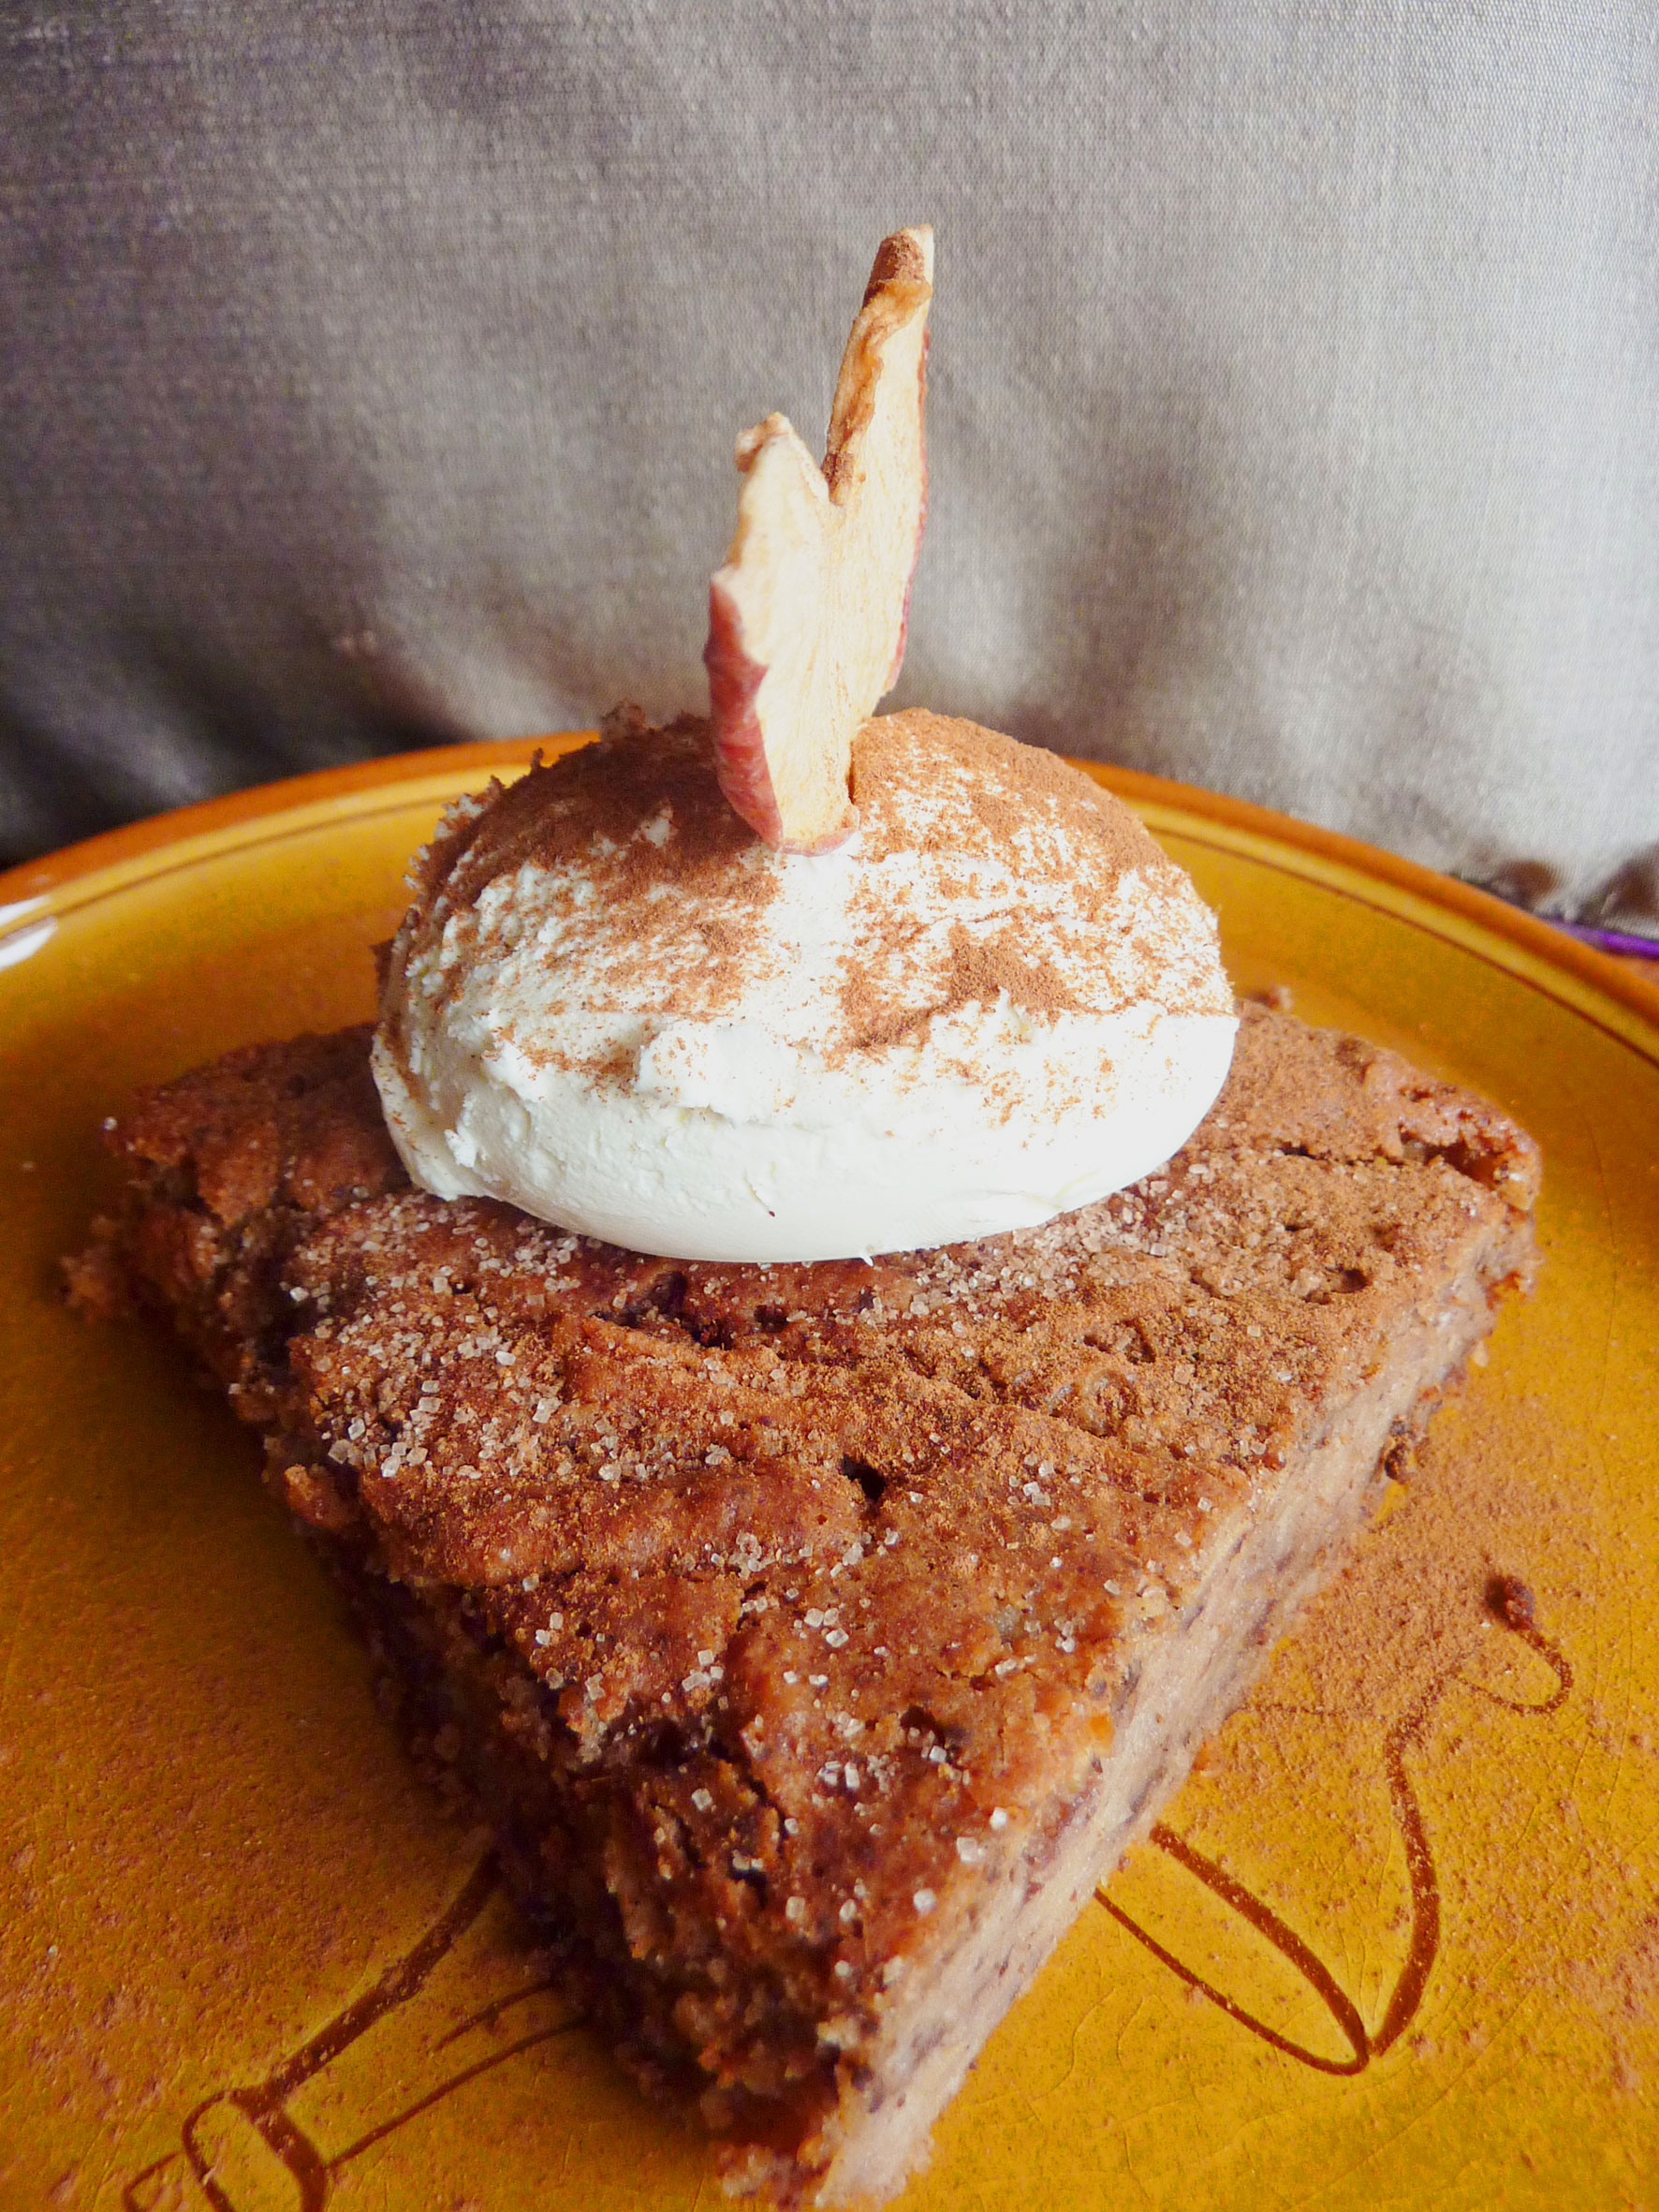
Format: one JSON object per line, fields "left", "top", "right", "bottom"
{"left": 706, "top": 226, "right": 933, "bottom": 851}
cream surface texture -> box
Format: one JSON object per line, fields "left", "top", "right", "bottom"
{"left": 372, "top": 713, "right": 1237, "bottom": 1263}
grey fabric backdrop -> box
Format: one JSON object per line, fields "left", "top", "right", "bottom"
{"left": 3, "top": 2, "right": 1657, "bottom": 935}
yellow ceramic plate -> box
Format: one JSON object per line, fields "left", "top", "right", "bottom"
{"left": 2, "top": 743, "right": 1656, "bottom": 2212}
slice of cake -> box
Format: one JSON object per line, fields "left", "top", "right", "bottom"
{"left": 71, "top": 1002, "right": 1537, "bottom": 2205}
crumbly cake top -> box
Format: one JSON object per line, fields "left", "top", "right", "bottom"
{"left": 81, "top": 1006, "right": 1538, "bottom": 2069}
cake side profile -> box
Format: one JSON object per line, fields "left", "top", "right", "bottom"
{"left": 70, "top": 1004, "right": 1539, "bottom": 2206}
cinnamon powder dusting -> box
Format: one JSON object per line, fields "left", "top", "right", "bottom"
{"left": 385, "top": 704, "right": 1231, "bottom": 1102}
{"left": 1129, "top": 1350, "right": 1659, "bottom": 2118}
{"left": 839, "top": 711, "right": 1225, "bottom": 1055}
{"left": 389, "top": 708, "right": 781, "bottom": 1077}
{"left": 845, "top": 921, "right": 1086, "bottom": 1051}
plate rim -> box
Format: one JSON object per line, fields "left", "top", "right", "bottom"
{"left": 5, "top": 734, "right": 1656, "bottom": 1061}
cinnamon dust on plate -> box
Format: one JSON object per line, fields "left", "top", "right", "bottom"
{"left": 1131, "top": 1357, "right": 1659, "bottom": 2107}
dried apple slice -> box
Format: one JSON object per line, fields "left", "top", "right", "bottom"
{"left": 706, "top": 226, "right": 933, "bottom": 850}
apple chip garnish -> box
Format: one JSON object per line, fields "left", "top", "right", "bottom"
{"left": 705, "top": 226, "right": 933, "bottom": 851}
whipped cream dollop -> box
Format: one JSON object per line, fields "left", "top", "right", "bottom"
{"left": 373, "top": 709, "right": 1237, "bottom": 1262}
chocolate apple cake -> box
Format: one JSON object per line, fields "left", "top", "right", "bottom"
{"left": 69, "top": 1003, "right": 1537, "bottom": 2206}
